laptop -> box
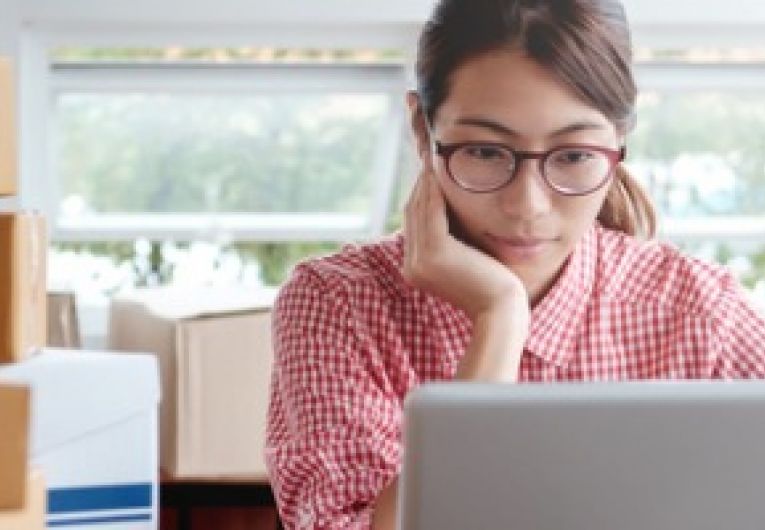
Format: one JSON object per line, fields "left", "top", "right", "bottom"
{"left": 398, "top": 381, "right": 765, "bottom": 530}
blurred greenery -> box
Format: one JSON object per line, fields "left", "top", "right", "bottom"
{"left": 56, "top": 241, "right": 135, "bottom": 261}
{"left": 745, "top": 249, "right": 765, "bottom": 289}
{"left": 234, "top": 241, "right": 341, "bottom": 285}
{"left": 57, "top": 93, "right": 386, "bottom": 214}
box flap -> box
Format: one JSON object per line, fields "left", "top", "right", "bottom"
{"left": 0, "top": 349, "right": 159, "bottom": 457}
{"left": 112, "top": 286, "right": 277, "bottom": 321}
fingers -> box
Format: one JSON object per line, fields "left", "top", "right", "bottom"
{"left": 403, "top": 175, "right": 420, "bottom": 267}
{"left": 420, "top": 164, "right": 449, "bottom": 240}
{"left": 404, "top": 166, "right": 436, "bottom": 274}
{"left": 420, "top": 143, "right": 436, "bottom": 174}
{"left": 404, "top": 159, "right": 454, "bottom": 283}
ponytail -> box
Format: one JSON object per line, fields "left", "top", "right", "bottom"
{"left": 597, "top": 165, "right": 656, "bottom": 238}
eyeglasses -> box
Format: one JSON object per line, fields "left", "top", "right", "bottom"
{"left": 434, "top": 141, "right": 625, "bottom": 196}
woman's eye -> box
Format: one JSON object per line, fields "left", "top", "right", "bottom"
{"left": 554, "top": 149, "right": 595, "bottom": 164}
{"left": 463, "top": 145, "right": 508, "bottom": 161}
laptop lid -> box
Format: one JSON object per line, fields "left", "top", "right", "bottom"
{"left": 398, "top": 381, "right": 765, "bottom": 530}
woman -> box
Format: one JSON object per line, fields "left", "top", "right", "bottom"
{"left": 265, "top": 1, "right": 765, "bottom": 528}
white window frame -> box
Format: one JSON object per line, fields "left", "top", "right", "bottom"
{"left": 20, "top": 26, "right": 414, "bottom": 243}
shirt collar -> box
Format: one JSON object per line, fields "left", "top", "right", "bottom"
{"left": 524, "top": 223, "right": 599, "bottom": 367}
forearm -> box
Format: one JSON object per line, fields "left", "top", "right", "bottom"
{"left": 371, "top": 477, "right": 399, "bottom": 530}
{"left": 455, "top": 302, "right": 527, "bottom": 383}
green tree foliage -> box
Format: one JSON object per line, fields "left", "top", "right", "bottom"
{"left": 58, "top": 94, "right": 384, "bottom": 214}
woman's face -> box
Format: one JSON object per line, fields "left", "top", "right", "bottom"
{"left": 416, "top": 48, "right": 622, "bottom": 301}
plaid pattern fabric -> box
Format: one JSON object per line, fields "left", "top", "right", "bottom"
{"left": 265, "top": 223, "right": 765, "bottom": 529}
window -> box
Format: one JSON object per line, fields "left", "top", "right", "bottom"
{"left": 51, "top": 48, "right": 408, "bottom": 242}
{"left": 39, "top": 47, "right": 414, "bottom": 302}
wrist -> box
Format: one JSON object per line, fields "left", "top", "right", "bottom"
{"left": 470, "top": 292, "right": 529, "bottom": 328}
{"left": 472, "top": 304, "right": 529, "bottom": 347}
{"left": 457, "top": 301, "right": 529, "bottom": 383}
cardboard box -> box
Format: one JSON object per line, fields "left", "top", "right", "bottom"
{"left": 47, "top": 291, "right": 81, "bottom": 349}
{"left": 0, "top": 471, "right": 45, "bottom": 530}
{"left": 108, "top": 286, "right": 276, "bottom": 479}
{"left": 0, "top": 384, "right": 29, "bottom": 509}
{"left": 0, "top": 57, "right": 17, "bottom": 196}
{"left": 0, "top": 349, "right": 160, "bottom": 529}
{"left": 0, "top": 212, "right": 48, "bottom": 363}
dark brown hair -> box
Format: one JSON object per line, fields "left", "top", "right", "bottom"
{"left": 415, "top": 0, "right": 656, "bottom": 238}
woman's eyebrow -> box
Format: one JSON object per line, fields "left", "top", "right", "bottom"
{"left": 455, "top": 116, "right": 609, "bottom": 138}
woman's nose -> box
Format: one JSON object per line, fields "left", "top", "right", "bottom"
{"left": 496, "top": 158, "right": 553, "bottom": 219}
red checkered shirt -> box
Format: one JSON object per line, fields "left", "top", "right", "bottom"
{"left": 265, "top": 223, "right": 765, "bottom": 529}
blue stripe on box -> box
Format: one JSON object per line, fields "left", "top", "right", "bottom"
{"left": 48, "top": 483, "right": 152, "bottom": 514}
{"left": 48, "top": 512, "right": 152, "bottom": 527}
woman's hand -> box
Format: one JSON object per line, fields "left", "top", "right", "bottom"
{"left": 403, "top": 163, "right": 530, "bottom": 382}
{"left": 403, "top": 165, "right": 529, "bottom": 322}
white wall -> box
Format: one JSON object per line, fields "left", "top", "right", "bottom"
{"left": 16, "top": 0, "right": 765, "bottom": 27}
{"left": 624, "top": 0, "right": 765, "bottom": 26}
{"left": 2, "top": 0, "right": 765, "bottom": 61}
{"left": 625, "top": 0, "right": 765, "bottom": 47}
{"left": 20, "top": 0, "right": 433, "bottom": 25}
{"left": 0, "top": 0, "right": 19, "bottom": 54}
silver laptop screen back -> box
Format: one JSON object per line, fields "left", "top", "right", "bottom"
{"left": 399, "top": 381, "right": 765, "bottom": 530}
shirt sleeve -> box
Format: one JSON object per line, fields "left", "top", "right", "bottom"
{"left": 265, "top": 266, "right": 402, "bottom": 529}
{"left": 712, "top": 274, "right": 765, "bottom": 378}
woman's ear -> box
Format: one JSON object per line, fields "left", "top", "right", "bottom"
{"left": 406, "top": 91, "right": 432, "bottom": 161}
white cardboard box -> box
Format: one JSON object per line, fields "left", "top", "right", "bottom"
{"left": 0, "top": 349, "right": 160, "bottom": 529}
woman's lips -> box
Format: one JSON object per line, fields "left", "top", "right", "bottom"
{"left": 485, "top": 233, "right": 555, "bottom": 260}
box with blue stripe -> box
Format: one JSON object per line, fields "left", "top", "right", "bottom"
{"left": 0, "top": 349, "right": 160, "bottom": 529}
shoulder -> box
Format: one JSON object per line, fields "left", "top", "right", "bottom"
{"left": 595, "top": 226, "right": 737, "bottom": 317}
{"left": 274, "top": 233, "right": 409, "bottom": 314}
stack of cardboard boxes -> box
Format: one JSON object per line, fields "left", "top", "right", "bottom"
{"left": 0, "top": 57, "right": 48, "bottom": 366}
{"left": 0, "top": 55, "right": 161, "bottom": 530}
{"left": 0, "top": 55, "right": 47, "bottom": 530}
